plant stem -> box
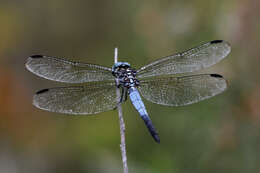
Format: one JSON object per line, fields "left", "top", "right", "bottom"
{"left": 114, "top": 48, "right": 128, "bottom": 173}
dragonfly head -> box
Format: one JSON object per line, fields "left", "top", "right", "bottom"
{"left": 112, "top": 62, "right": 131, "bottom": 73}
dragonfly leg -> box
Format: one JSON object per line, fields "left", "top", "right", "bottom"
{"left": 119, "top": 88, "right": 124, "bottom": 103}
{"left": 119, "top": 87, "right": 128, "bottom": 103}
{"left": 114, "top": 88, "right": 127, "bottom": 110}
{"left": 123, "top": 88, "right": 128, "bottom": 102}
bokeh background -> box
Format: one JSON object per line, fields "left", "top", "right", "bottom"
{"left": 0, "top": 0, "right": 260, "bottom": 172}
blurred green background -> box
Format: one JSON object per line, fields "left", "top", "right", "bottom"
{"left": 1, "top": 0, "right": 260, "bottom": 172}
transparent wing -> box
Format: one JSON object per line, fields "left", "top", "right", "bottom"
{"left": 138, "top": 74, "right": 227, "bottom": 106}
{"left": 33, "top": 81, "right": 118, "bottom": 115}
{"left": 137, "top": 40, "right": 231, "bottom": 79}
{"left": 26, "top": 55, "right": 114, "bottom": 83}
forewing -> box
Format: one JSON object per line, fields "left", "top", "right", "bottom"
{"left": 137, "top": 40, "right": 231, "bottom": 78}
{"left": 26, "top": 55, "right": 114, "bottom": 83}
{"left": 138, "top": 74, "right": 227, "bottom": 106}
{"left": 33, "top": 81, "right": 118, "bottom": 115}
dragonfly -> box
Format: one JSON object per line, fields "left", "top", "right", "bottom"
{"left": 26, "top": 40, "right": 231, "bottom": 143}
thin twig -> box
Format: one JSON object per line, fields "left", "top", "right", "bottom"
{"left": 114, "top": 48, "right": 128, "bottom": 173}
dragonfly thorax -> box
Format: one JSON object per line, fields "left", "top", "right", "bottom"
{"left": 112, "top": 62, "right": 139, "bottom": 88}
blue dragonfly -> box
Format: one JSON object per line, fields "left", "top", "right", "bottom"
{"left": 26, "top": 40, "right": 231, "bottom": 143}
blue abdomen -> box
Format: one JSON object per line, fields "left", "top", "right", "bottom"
{"left": 128, "top": 87, "right": 160, "bottom": 143}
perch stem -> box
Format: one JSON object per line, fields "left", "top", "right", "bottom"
{"left": 114, "top": 47, "right": 128, "bottom": 173}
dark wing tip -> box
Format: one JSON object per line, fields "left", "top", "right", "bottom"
{"left": 210, "top": 40, "right": 231, "bottom": 58}
{"left": 210, "top": 40, "right": 223, "bottom": 44}
{"left": 30, "top": 55, "right": 43, "bottom": 58}
{"left": 210, "top": 74, "right": 223, "bottom": 78}
{"left": 36, "top": 89, "right": 49, "bottom": 94}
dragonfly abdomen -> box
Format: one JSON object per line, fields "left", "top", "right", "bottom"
{"left": 129, "top": 87, "right": 160, "bottom": 143}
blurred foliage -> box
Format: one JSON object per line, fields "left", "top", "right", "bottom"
{"left": 0, "top": 0, "right": 260, "bottom": 172}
